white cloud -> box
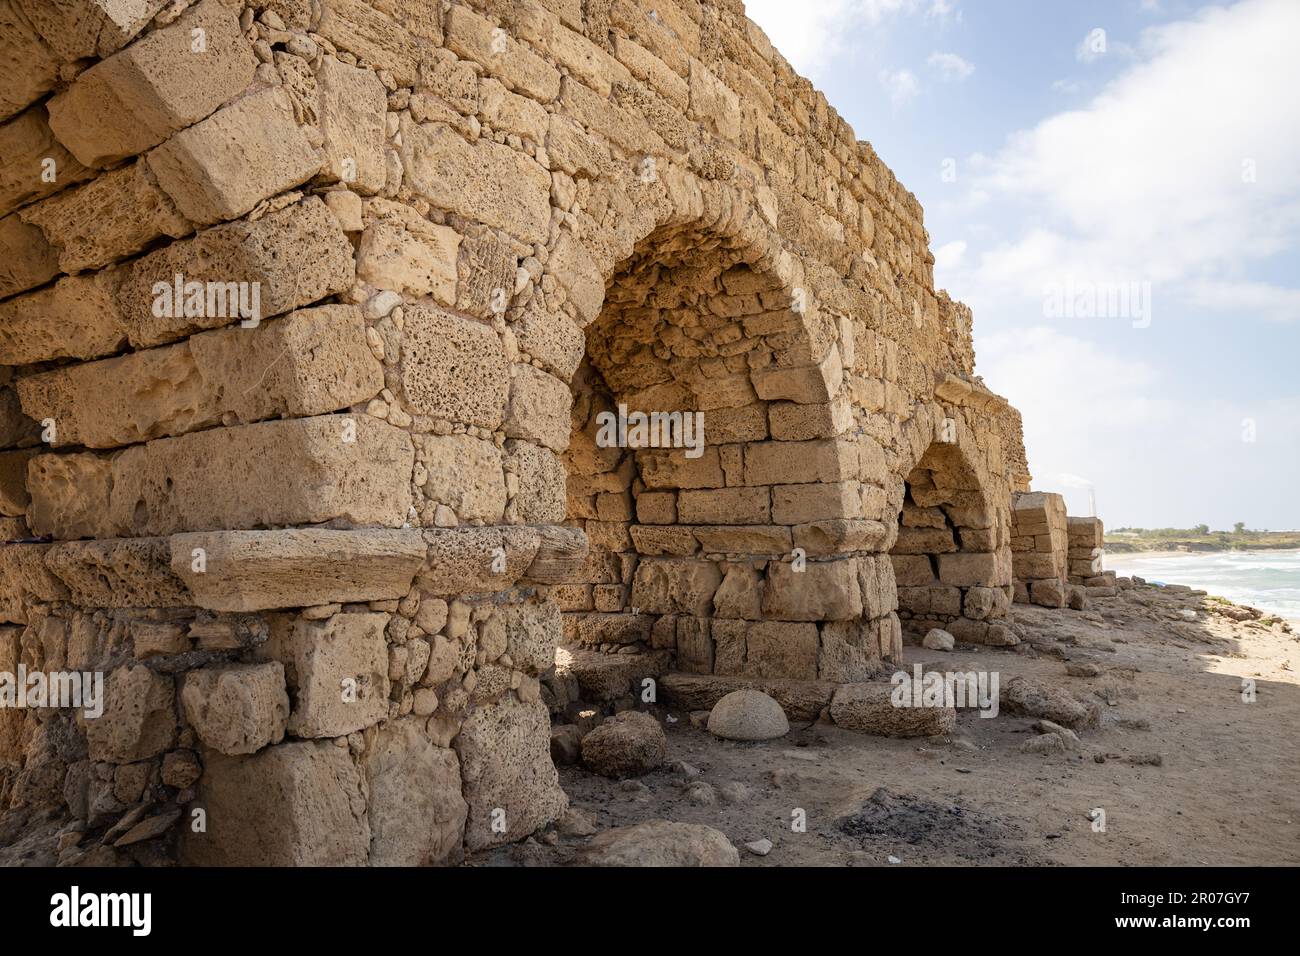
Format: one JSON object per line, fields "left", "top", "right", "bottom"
{"left": 933, "top": 239, "right": 967, "bottom": 272}
{"left": 928, "top": 51, "right": 975, "bottom": 81}
{"left": 744, "top": 0, "right": 954, "bottom": 77}
{"left": 880, "top": 67, "right": 921, "bottom": 107}
{"left": 955, "top": 0, "right": 1300, "bottom": 318}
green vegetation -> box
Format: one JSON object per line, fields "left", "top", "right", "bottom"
{"left": 1106, "top": 526, "right": 1300, "bottom": 553}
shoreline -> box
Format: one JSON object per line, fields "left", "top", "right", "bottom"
{"left": 1106, "top": 548, "right": 1300, "bottom": 627}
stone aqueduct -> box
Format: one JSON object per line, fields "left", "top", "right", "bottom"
{"left": 0, "top": 0, "right": 1106, "bottom": 864}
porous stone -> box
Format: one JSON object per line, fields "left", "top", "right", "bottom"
{"left": 581, "top": 820, "right": 739, "bottom": 867}
{"left": 706, "top": 689, "right": 790, "bottom": 741}
{"left": 581, "top": 710, "right": 667, "bottom": 778}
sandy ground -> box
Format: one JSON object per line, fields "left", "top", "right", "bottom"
{"left": 482, "top": 583, "right": 1300, "bottom": 867}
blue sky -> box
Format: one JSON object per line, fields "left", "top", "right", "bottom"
{"left": 744, "top": 0, "right": 1300, "bottom": 531}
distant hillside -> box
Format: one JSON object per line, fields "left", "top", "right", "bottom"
{"left": 1105, "top": 528, "right": 1300, "bottom": 553}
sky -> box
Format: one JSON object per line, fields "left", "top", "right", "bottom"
{"left": 743, "top": 0, "right": 1300, "bottom": 531}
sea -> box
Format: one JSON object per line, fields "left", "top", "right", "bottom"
{"left": 1108, "top": 549, "right": 1300, "bottom": 623}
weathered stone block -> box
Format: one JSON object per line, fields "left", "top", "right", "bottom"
{"left": 118, "top": 196, "right": 354, "bottom": 348}
{"left": 27, "top": 415, "right": 414, "bottom": 539}
{"left": 744, "top": 439, "right": 853, "bottom": 485}
{"left": 677, "top": 487, "right": 770, "bottom": 525}
{"left": 455, "top": 696, "right": 566, "bottom": 850}
{"left": 505, "top": 364, "right": 571, "bottom": 453}
{"left": 356, "top": 216, "right": 459, "bottom": 301}
{"left": 274, "top": 612, "right": 389, "bottom": 738}
{"left": 181, "top": 739, "right": 370, "bottom": 865}
{"left": 763, "top": 558, "right": 863, "bottom": 621}
{"left": 83, "top": 664, "right": 176, "bottom": 762}
{"left": 0, "top": 104, "right": 94, "bottom": 215}
{"left": 48, "top": 0, "right": 257, "bottom": 168}
{"left": 0, "top": 271, "right": 126, "bottom": 365}
{"left": 181, "top": 662, "right": 289, "bottom": 756}
{"left": 630, "top": 558, "right": 722, "bottom": 616}
{"left": 0, "top": 211, "right": 60, "bottom": 297}
{"left": 316, "top": 55, "right": 387, "bottom": 194}
{"left": 147, "top": 87, "right": 318, "bottom": 225}
{"left": 937, "top": 551, "right": 1011, "bottom": 588}
{"left": 400, "top": 119, "right": 551, "bottom": 244}
{"left": 364, "top": 719, "right": 467, "bottom": 866}
{"left": 443, "top": 4, "right": 561, "bottom": 102}
{"left": 402, "top": 305, "right": 508, "bottom": 429}
{"left": 317, "top": 0, "right": 418, "bottom": 85}
{"left": 18, "top": 306, "right": 382, "bottom": 448}
{"left": 829, "top": 682, "right": 957, "bottom": 737}
{"left": 20, "top": 160, "right": 191, "bottom": 272}
{"left": 421, "top": 434, "right": 506, "bottom": 523}
{"left": 172, "top": 528, "right": 426, "bottom": 612}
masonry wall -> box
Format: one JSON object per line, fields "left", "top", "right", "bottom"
{"left": 1, "top": 0, "right": 1037, "bottom": 864}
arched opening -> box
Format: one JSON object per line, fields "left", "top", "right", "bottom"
{"left": 549, "top": 219, "right": 871, "bottom": 705}
{"left": 888, "top": 440, "right": 1014, "bottom": 643}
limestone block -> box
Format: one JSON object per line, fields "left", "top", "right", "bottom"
{"left": 1014, "top": 552, "right": 1062, "bottom": 580}
{"left": 937, "top": 551, "right": 1011, "bottom": 588}
{"left": 45, "top": 537, "right": 189, "bottom": 607}
{"left": 418, "top": 526, "right": 541, "bottom": 595}
{"left": 171, "top": 528, "right": 427, "bottom": 612}
{"left": 744, "top": 439, "right": 853, "bottom": 486}
{"left": 692, "top": 524, "right": 792, "bottom": 554}
{"left": 47, "top": 0, "right": 257, "bottom": 168}
{"left": 356, "top": 217, "right": 459, "bottom": 302}
{"left": 27, "top": 415, "right": 414, "bottom": 539}
{"left": 505, "top": 364, "right": 572, "bottom": 453}
{"left": 713, "top": 620, "right": 820, "bottom": 680}
{"left": 498, "top": 602, "right": 561, "bottom": 676}
{"left": 0, "top": 0, "right": 61, "bottom": 122}
{"left": 19, "top": 160, "right": 191, "bottom": 272}
{"left": 763, "top": 558, "right": 863, "bottom": 621}
{"left": 455, "top": 231, "right": 518, "bottom": 321}
{"left": 18, "top": 306, "right": 382, "bottom": 448}
{"left": 118, "top": 196, "right": 354, "bottom": 348}
{"left": 505, "top": 439, "right": 566, "bottom": 524}
{"left": 630, "top": 558, "right": 722, "bottom": 616}
{"left": 639, "top": 447, "right": 725, "bottom": 489}
{"left": 83, "top": 664, "right": 176, "bottom": 762}
{"left": 274, "top": 612, "right": 389, "bottom": 738}
{"left": 147, "top": 88, "right": 319, "bottom": 226}
{"left": 751, "top": 349, "right": 842, "bottom": 404}
{"left": 421, "top": 434, "right": 506, "bottom": 523}
{"left": 890, "top": 553, "right": 935, "bottom": 588}
{"left": 547, "top": 231, "right": 604, "bottom": 327}
{"left": 891, "top": 525, "right": 957, "bottom": 555}
{"left": 443, "top": 4, "right": 561, "bottom": 102}
{"left": 1030, "top": 578, "right": 1067, "bottom": 608}
{"left": 15, "top": 0, "right": 169, "bottom": 61}
{"left": 316, "top": 55, "right": 387, "bottom": 194}
{"left": 712, "top": 564, "right": 762, "bottom": 620}
{"left": 659, "top": 671, "right": 833, "bottom": 722}
{"left": 858, "top": 554, "right": 899, "bottom": 618}
{"left": 0, "top": 272, "right": 127, "bottom": 365}
{"left": 677, "top": 487, "right": 770, "bottom": 525}
{"left": 24, "top": 453, "right": 116, "bottom": 540}
{"left": 522, "top": 525, "right": 587, "bottom": 584}
{"left": 479, "top": 77, "right": 549, "bottom": 143}
{"left": 0, "top": 105, "right": 94, "bottom": 215}
{"left": 364, "top": 719, "right": 467, "bottom": 866}
{"left": 0, "top": 543, "right": 67, "bottom": 624}
{"left": 180, "top": 740, "right": 369, "bottom": 865}
{"left": 629, "top": 525, "right": 698, "bottom": 556}
{"left": 402, "top": 305, "right": 508, "bottom": 429}
{"left": 771, "top": 481, "right": 861, "bottom": 524}
{"left": 455, "top": 696, "right": 566, "bottom": 850}
{"left": 688, "top": 58, "right": 741, "bottom": 140}
{"left": 317, "top": 0, "right": 418, "bottom": 85}
{"left": 829, "top": 683, "right": 957, "bottom": 737}
{"left": 792, "top": 518, "right": 888, "bottom": 555}
{"left": 897, "top": 585, "right": 962, "bottom": 616}
{"left": 400, "top": 119, "right": 551, "bottom": 244}
{"left": 181, "top": 662, "right": 289, "bottom": 756}
{"left": 0, "top": 211, "right": 59, "bottom": 297}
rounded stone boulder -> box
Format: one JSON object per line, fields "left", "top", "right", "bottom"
{"left": 580, "top": 710, "right": 667, "bottom": 778}
{"left": 922, "top": 628, "right": 955, "bottom": 651}
{"left": 706, "top": 689, "right": 790, "bottom": 741}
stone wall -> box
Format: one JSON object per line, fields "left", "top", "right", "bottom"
{"left": 1, "top": 0, "right": 1061, "bottom": 865}
{"left": 1011, "top": 491, "right": 1068, "bottom": 608}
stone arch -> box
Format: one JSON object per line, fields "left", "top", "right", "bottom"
{"left": 887, "top": 402, "right": 1016, "bottom": 646}
{"left": 532, "top": 166, "right": 898, "bottom": 695}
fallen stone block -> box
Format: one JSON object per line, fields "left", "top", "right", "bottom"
{"left": 581, "top": 820, "right": 739, "bottom": 866}
{"left": 829, "top": 682, "right": 957, "bottom": 737}
{"left": 581, "top": 710, "right": 667, "bottom": 778}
